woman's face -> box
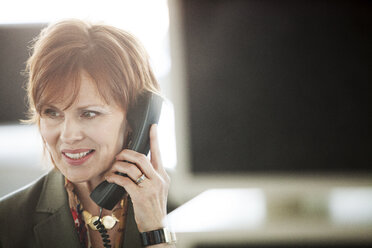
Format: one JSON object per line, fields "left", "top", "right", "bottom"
{"left": 39, "top": 73, "right": 126, "bottom": 184}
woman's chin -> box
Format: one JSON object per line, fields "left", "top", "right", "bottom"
{"left": 56, "top": 160, "right": 108, "bottom": 185}
{"left": 64, "top": 172, "right": 93, "bottom": 183}
{"left": 64, "top": 171, "right": 105, "bottom": 185}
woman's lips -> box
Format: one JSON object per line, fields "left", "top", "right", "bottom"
{"left": 61, "top": 149, "right": 95, "bottom": 166}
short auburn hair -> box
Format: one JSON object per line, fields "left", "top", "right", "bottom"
{"left": 25, "top": 19, "right": 160, "bottom": 124}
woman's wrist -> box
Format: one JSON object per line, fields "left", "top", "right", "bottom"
{"left": 140, "top": 227, "right": 176, "bottom": 247}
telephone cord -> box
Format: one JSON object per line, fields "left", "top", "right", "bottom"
{"left": 93, "top": 207, "right": 112, "bottom": 248}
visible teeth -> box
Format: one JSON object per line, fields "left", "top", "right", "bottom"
{"left": 65, "top": 151, "right": 92, "bottom": 160}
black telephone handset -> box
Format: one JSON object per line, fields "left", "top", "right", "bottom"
{"left": 90, "top": 91, "right": 163, "bottom": 210}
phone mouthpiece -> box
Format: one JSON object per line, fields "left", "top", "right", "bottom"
{"left": 90, "top": 180, "right": 126, "bottom": 210}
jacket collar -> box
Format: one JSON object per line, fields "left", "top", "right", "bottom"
{"left": 36, "top": 169, "right": 67, "bottom": 213}
{"left": 34, "top": 169, "right": 81, "bottom": 247}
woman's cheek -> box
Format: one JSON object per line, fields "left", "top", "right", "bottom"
{"left": 39, "top": 119, "right": 59, "bottom": 149}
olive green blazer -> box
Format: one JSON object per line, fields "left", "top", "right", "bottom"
{"left": 0, "top": 169, "right": 142, "bottom": 248}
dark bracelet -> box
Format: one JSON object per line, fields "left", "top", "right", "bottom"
{"left": 140, "top": 228, "right": 176, "bottom": 246}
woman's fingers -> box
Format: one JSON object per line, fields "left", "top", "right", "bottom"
{"left": 105, "top": 161, "right": 149, "bottom": 196}
{"left": 105, "top": 172, "right": 140, "bottom": 195}
{"left": 115, "top": 149, "right": 157, "bottom": 179}
{"left": 108, "top": 161, "right": 143, "bottom": 183}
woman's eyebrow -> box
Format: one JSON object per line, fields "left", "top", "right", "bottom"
{"left": 76, "top": 104, "right": 108, "bottom": 110}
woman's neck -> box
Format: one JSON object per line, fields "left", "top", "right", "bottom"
{"left": 73, "top": 177, "right": 107, "bottom": 215}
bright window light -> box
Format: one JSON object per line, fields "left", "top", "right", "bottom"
{"left": 168, "top": 189, "right": 266, "bottom": 232}
{"left": 0, "top": 124, "right": 44, "bottom": 169}
{"left": 329, "top": 188, "right": 372, "bottom": 225}
{"left": 158, "top": 100, "right": 177, "bottom": 170}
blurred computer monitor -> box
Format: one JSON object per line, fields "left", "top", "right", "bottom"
{"left": 168, "top": 0, "right": 372, "bottom": 201}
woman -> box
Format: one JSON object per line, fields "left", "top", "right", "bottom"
{"left": 0, "top": 19, "right": 175, "bottom": 248}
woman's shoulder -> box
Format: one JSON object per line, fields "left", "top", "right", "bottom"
{"left": 0, "top": 172, "right": 48, "bottom": 214}
{"left": 1, "top": 170, "right": 67, "bottom": 222}
{"left": 0, "top": 170, "right": 65, "bottom": 247}
{"left": 0, "top": 172, "right": 47, "bottom": 246}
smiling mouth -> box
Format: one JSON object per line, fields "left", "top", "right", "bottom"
{"left": 63, "top": 150, "right": 95, "bottom": 160}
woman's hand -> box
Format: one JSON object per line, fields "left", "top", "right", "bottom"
{"left": 105, "top": 124, "right": 170, "bottom": 232}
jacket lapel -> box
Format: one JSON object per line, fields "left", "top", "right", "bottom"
{"left": 33, "top": 169, "right": 81, "bottom": 248}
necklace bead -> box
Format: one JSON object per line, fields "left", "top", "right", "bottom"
{"left": 82, "top": 210, "right": 120, "bottom": 230}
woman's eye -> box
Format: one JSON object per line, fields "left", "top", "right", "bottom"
{"left": 42, "top": 109, "right": 61, "bottom": 118}
{"left": 82, "top": 111, "right": 98, "bottom": 119}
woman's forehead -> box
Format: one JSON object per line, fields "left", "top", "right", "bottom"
{"left": 63, "top": 86, "right": 106, "bottom": 109}
{"left": 45, "top": 73, "right": 116, "bottom": 110}
{"left": 76, "top": 74, "right": 105, "bottom": 103}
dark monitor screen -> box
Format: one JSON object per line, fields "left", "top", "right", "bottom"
{"left": 0, "top": 23, "right": 46, "bottom": 123}
{"left": 180, "top": 0, "right": 372, "bottom": 174}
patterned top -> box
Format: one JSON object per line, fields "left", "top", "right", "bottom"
{"left": 64, "top": 179, "right": 129, "bottom": 248}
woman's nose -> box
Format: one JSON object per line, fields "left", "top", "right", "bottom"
{"left": 60, "top": 118, "right": 84, "bottom": 144}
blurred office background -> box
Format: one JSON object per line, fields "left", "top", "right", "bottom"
{"left": 1, "top": 0, "right": 372, "bottom": 247}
